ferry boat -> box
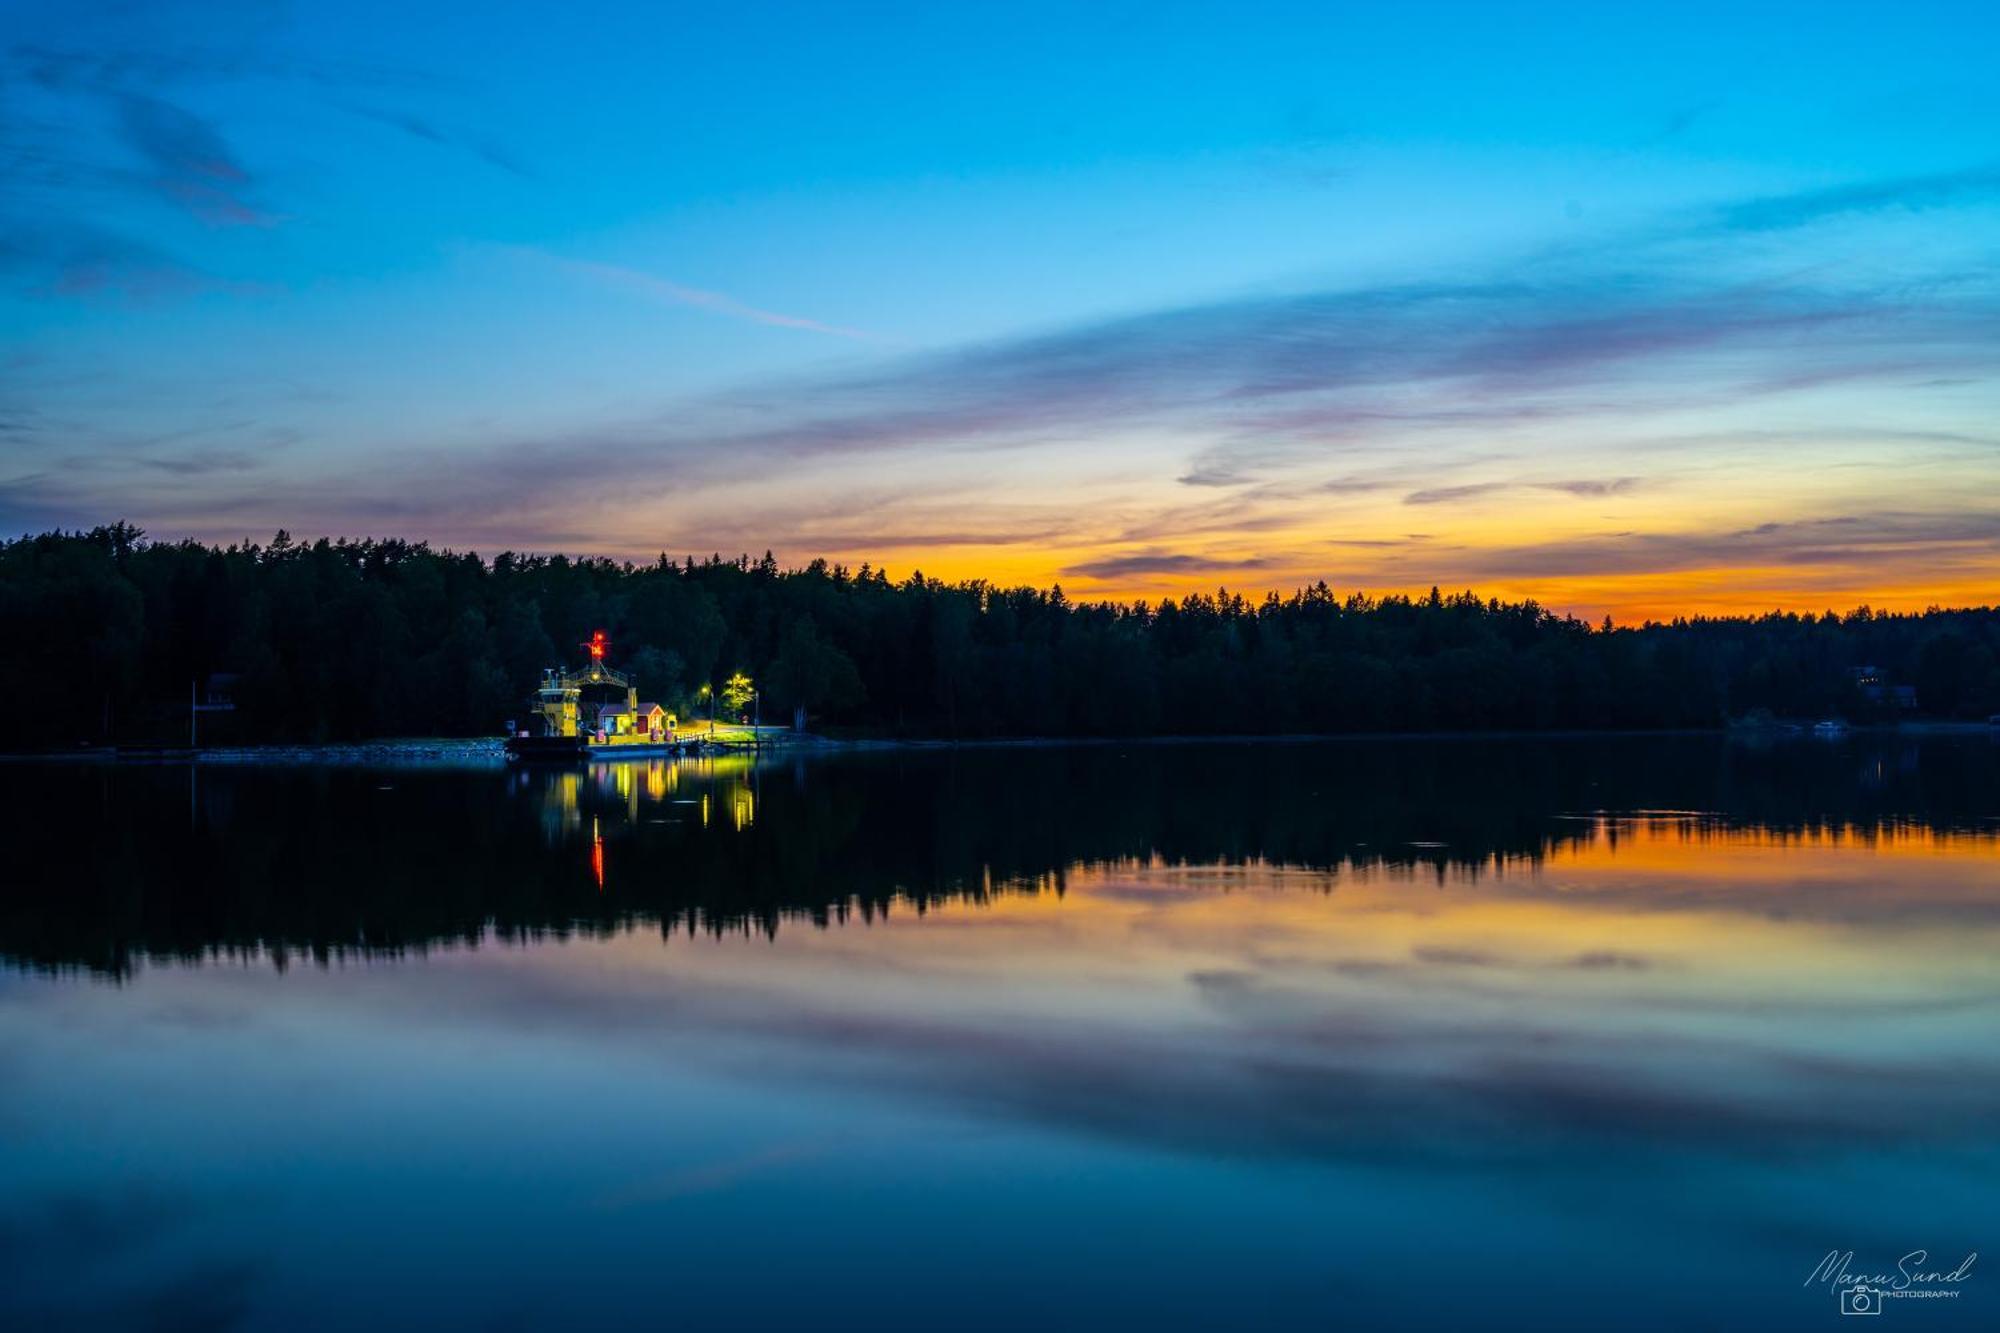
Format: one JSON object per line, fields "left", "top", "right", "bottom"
{"left": 504, "top": 632, "right": 697, "bottom": 763}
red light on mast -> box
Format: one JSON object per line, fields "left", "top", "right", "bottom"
{"left": 586, "top": 630, "right": 608, "bottom": 661}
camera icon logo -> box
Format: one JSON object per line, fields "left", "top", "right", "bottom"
{"left": 1840, "top": 1285, "right": 1884, "bottom": 1316}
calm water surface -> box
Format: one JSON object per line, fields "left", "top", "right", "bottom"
{"left": 2, "top": 737, "right": 1995, "bottom": 1330}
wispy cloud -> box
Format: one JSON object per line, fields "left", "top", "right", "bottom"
{"left": 1404, "top": 482, "right": 1510, "bottom": 506}
{"left": 114, "top": 93, "right": 272, "bottom": 226}
{"left": 1061, "top": 551, "right": 1275, "bottom": 580}
{"left": 13, "top": 129, "right": 2000, "bottom": 616}
{"left": 1541, "top": 477, "right": 1642, "bottom": 497}
{"left": 1455, "top": 512, "right": 2000, "bottom": 581}
{"left": 627, "top": 265, "right": 1992, "bottom": 481}
{"left": 340, "top": 102, "right": 530, "bottom": 177}
{"left": 57, "top": 207, "right": 1993, "bottom": 601}
{"left": 1711, "top": 164, "right": 2000, "bottom": 233}
{"left": 0, "top": 18, "right": 522, "bottom": 298}
{"left": 0, "top": 219, "right": 223, "bottom": 303}
{"left": 536, "top": 252, "right": 877, "bottom": 341}
{"left": 1405, "top": 477, "right": 1643, "bottom": 505}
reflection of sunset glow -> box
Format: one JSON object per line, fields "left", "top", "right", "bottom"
{"left": 1550, "top": 817, "right": 2000, "bottom": 877}
{"left": 13, "top": 746, "right": 1995, "bottom": 1333}
{"left": 487, "top": 804, "right": 2000, "bottom": 1220}
{"left": 534, "top": 815, "right": 2000, "bottom": 1079}
{"left": 13, "top": 768, "right": 1998, "bottom": 1332}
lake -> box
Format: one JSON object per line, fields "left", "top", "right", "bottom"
{"left": 1, "top": 736, "right": 1994, "bottom": 1330}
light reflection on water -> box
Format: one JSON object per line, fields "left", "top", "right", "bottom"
{"left": 0, "top": 737, "right": 1994, "bottom": 1329}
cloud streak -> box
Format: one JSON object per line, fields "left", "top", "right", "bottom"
{"left": 0, "top": 220, "right": 219, "bottom": 303}
{"left": 1712, "top": 164, "right": 2000, "bottom": 233}
{"left": 1452, "top": 511, "right": 2000, "bottom": 582}
{"left": 115, "top": 93, "right": 272, "bottom": 226}
{"left": 1404, "top": 477, "right": 1644, "bottom": 505}
{"left": 11, "top": 138, "right": 2000, "bottom": 615}
{"left": 539, "top": 253, "right": 876, "bottom": 340}
{"left": 0, "top": 20, "right": 523, "bottom": 300}
{"left": 1061, "top": 551, "right": 1276, "bottom": 580}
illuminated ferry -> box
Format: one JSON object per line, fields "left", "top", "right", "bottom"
{"left": 504, "top": 631, "right": 689, "bottom": 762}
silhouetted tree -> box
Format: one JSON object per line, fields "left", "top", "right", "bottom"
{"left": 5, "top": 525, "right": 1998, "bottom": 745}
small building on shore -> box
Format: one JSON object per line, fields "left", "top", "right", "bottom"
{"left": 1851, "top": 666, "right": 1917, "bottom": 711}
{"left": 599, "top": 701, "right": 674, "bottom": 741}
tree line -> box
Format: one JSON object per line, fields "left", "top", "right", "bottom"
{"left": 4, "top": 523, "right": 1997, "bottom": 745}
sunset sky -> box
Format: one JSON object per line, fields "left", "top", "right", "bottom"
{"left": 4, "top": 0, "right": 1997, "bottom": 620}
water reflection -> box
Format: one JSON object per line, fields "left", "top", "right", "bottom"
{"left": 0, "top": 736, "right": 1994, "bottom": 1329}
{"left": 2, "top": 736, "right": 1996, "bottom": 975}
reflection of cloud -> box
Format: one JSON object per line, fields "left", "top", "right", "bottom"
{"left": 0, "top": 1186, "right": 263, "bottom": 1331}
{"left": 230, "top": 812, "right": 1997, "bottom": 1175}
{"left": 1186, "top": 967, "right": 1258, "bottom": 995}
{"left": 114, "top": 1257, "right": 262, "bottom": 1332}
{"left": 1569, "top": 950, "right": 1651, "bottom": 970}
{"left": 0, "top": 1185, "right": 195, "bottom": 1263}
{"left": 1411, "top": 945, "right": 1501, "bottom": 967}
{"left": 391, "top": 936, "right": 2000, "bottom": 1174}
{"left": 12, "top": 755, "right": 2000, "bottom": 1198}
{"left": 595, "top": 1138, "right": 834, "bottom": 1209}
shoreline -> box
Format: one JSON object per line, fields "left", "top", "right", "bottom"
{"left": 4, "top": 720, "right": 1992, "bottom": 765}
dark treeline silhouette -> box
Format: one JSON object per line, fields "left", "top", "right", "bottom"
{"left": 5, "top": 735, "right": 1996, "bottom": 976}
{"left": 6, "top": 523, "right": 2000, "bottom": 745}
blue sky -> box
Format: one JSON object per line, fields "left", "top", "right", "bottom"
{"left": 4, "top": 0, "right": 1997, "bottom": 615}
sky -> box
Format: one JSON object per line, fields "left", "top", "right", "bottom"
{"left": 2, "top": 0, "right": 1997, "bottom": 620}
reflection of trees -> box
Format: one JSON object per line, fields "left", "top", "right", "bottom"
{"left": 4, "top": 735, "right": 1995, "bottom": 976}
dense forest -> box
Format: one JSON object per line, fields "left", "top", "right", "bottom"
{"left": 4, "top": 523, "right": 1998, "bottom": 745}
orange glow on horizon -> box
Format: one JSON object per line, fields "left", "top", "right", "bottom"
{"left": 552, "top": 519, "right": 1999, "bottom": 624}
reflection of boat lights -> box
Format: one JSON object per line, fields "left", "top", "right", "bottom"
{"left": 701, "top": 793, "right": 710, "bottom": 828}
{"left": 732, "top": 786, "right": 754, "bottom": 831}
{"left": 591, "top": 816, "right": 604, "bottom": 890}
